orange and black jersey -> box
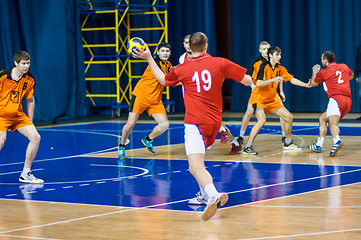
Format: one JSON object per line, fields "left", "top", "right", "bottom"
{"left": 0, "top": 69, "right": 36, "bottom": 117}
{"left": 132, "top": 56, "right": 172, "bottom": 103}
{"left": 256, "top": 62, "right": 293, "bottom": 103}
{"left": 247, "top": 55, "right": 268, "bottom": 86}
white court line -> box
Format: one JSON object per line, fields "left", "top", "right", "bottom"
{"left": 0, "top": 233, "right": 63, "bottom": 240}
{"left": 0, "top": 168, "right": 43, "bottom": 176}
{"left": 0, "top": 198, "right": 189, "bottom": 234}
{"left": 224, "top": 168, "right": 361, "bottom": 210}
{"left": 235, "top": 228, "right": 361, "bottom": 239}
{"left": 1, "top": 166, "right": 360, "bottom": 235}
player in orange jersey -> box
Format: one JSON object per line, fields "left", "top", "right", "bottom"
{"left": 235, "top": 41, "right": 287, "bottom": 152}
{"left": 118, "top": 42, "right": 172, "bottom": 158}
{"left": 0, "top": 51, "right": 43, "bottom": 184}
{"left": 243, "top": 46, "right": 310, "bottom": 155}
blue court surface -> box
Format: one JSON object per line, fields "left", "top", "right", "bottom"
{"left": 1, "top": 122, "right": 361, "bottom": 212}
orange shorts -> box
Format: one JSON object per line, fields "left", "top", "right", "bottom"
{"left": 248, "top": 91, "right": 262, "bottom": 105}
{"left": 129, "top": 94, "right": 166, "bottom": 116}
{"left": 261, "top": 100, "right": 284, "bottom": 115}
{"left": 0, "top": 113, "right": 33, "bottom": 132}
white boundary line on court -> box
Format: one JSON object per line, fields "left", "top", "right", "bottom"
{"left": 1, "top": 167, "right": 360, "bottom": 235}
{"left": 235, "top": 228, "right": 361, "bottom": 239}
{"left": 0, "top": 233, "right": 63, "bottom": 240}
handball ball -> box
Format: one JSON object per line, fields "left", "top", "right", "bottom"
{"left": 127, "top": 37, "right": 146, "bottom": 54}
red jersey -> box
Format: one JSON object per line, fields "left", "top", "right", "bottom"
{"left": 165, "top": 54, "right": 247, "bottom": 124}
{"left": 314, "top": 62, "right": 353, "bottom": 99}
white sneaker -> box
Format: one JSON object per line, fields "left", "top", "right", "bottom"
{"left": 188, "top": 192, "right": 208, "bottom": 205}
{"left": 19, "top": 171, "right": 44, "bottom": 184}
{"left": 201, "top": 193, "right": 228, "bottom": 221}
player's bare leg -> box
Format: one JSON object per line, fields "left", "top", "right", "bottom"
{"left": 118, "top": 112, "right": 140, "bottom": 158}
{"left": 275, "top": 107, "right": 300, "bottom": 149}
{"left": 238, "top": 103, "right": 254, "bottom": 141}
{"left": 188, "top": 153, "right": 228, "bottom": 220}
{"left": 0, "top": 131, "right": 7, "bottom": 151}
{"left": 328, "top": 114, "right": 343, "bottom": 157}
{"left": 120, "top": 112, "right": 140, "bottom": 145}
{"left": 17, "top": 125, "right": 43, "bottom": 184}
{"left": 243, "top": 108, "right": 265, "bottom": 155}
{"left": 17, "top": 125, "right": 41, "bottom": 168}
{"left": 149, "top": 113, "right": 169, "bottom": 139}
{"left": 306, "top": 112, "right": 327, "bottom": 153}
{"left": 280, "top": 117, "right": 286, "bottom": 143}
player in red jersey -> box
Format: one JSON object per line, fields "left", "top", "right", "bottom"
{"left": 133, "top": 32, "right": 252, "bottom": 221}
{"left": 306, "top": 51, "right": 354, "bottom": 157}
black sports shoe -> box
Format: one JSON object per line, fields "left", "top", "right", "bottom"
{"left": 281, "top": 136, "right": 285, "bottom": 143}
{"left": 237, "top": 136, "right": 244, "bottom": 145}
{"left": 243, "top": 145, "right": 258, "bottom": 155}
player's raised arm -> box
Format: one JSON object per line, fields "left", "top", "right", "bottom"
{"left": 290, "top": 77, "right": 311, "bottom": 88}
{"left": 257, "top": 76, "right": 283, "bottom": 87}
{"left": 132, "top": 44, "right": 166, "bottom": 86}
{"left": 240, "top": 74, "right": 253, "bottom": 86}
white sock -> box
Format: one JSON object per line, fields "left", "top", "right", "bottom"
{"left": 285, "top": 138, "right": 292, "bottom": 145}
{"left": 231, "top": 139, "right": 239, "bottom": 146}
{"left": 22, "top": 168, "right": 31, "bottom": 175}
{"left": 204, "top": 184, "right": 219, "bottom": 199}
{"left": 219, "top": 125, "right": 226, "bottom": 132}
{"left": 239, "top": 131, "right": 245, "bottom": 137}
{"left": 333, "top": 135, "right": 341, "bottom": 144}
{"left": 316, "top": 137, "right": 324, "bottom": 147}
{"left": 246, "top": 142, "right": 252, "bottom": 148}
{"left": 199, "top": 184, "right": 208, "bottom": 198}
{"left": 282, "top": 132, "right": 286, "bottom": 137}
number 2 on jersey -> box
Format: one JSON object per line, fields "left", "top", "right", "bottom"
{"left": 192, "top": 70, "right": 212, "bottom": 92}
{"left": 336, "top": 71, "right": 344, "bottom": 84}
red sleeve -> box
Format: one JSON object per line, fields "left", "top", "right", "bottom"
{"left": 223, "top": 58, "right": 247, "bottom": 82}
{"left": 164, "top": 68, "right": 180, "bottom": 87}
{"left": 314, "top": 71, "right": 324, "bottom": 84}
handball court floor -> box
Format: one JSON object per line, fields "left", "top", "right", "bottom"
{"left": 0, "top": 112, "right": 361, "bottom": 240}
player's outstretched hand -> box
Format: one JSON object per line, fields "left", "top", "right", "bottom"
{"left": 312, "top": 64, "right": 321, "bottom": 74}
{"left": 132, "top": 44, "right": 152, "bottom": 60}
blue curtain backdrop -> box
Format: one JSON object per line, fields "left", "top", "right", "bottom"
{"left": 1, "top": 0, "right": 360, "bottom": 122}
{"left": 0, "top": 0, "right": 87, "bottom": 122}
{"left": 229, "top": 0, "right": 361, "bottom": 113}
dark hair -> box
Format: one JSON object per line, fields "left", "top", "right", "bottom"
{"left": 322, "top": 51, "right": 335, "bottom": 63}
{"left": 189, "top": 32, "right": 208, "bottom": 53}
{"left": 267, "top": 46, "right": 281, "bottom": 58}
{"left": 14, "top": 51, "right": 31, "bottom": 63}
{"left": 157, "top": 42, "right": 171, "bottom": 51}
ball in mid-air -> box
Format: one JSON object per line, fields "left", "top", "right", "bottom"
{"left": 127, "top": 37, "right": 146, "bottom": 54}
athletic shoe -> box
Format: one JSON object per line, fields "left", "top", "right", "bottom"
{"left": 220, "top": 130, "right": 229, "bottom": 145}
{"left": 329, "top": 140, "right": 344, "bottom": 157}
{"left": 283, "top": 140, "right": 301, "bottom": 150}
{"left": 118, "top": 145, "right": 125, "bottom": 158}
{"left": 188, "top": 192, "right": 208, "bottom": 205}
{"left": 237, "top": 136, "right": 244, "bottom": 145}
{"left": 201, "top": 193, "right": 228, "bottom": 221}
{"left": 243, "top": 145, "right": 258, "bottom": 155}
{"left": 281, "top": 136, "right": 285, "bottom": 143}
{"left": 306, "top": 143, "right": 322, "bottom": 153}
{"left": 19, "top": 171, "right": 44, "bottom": 184}
{"left": 141, "top": 137, "right": 155, "bottom": 153}
{"left": 229, "top": 143, "right": 242, "bottom": 155}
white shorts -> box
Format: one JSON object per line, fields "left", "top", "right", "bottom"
{"left": 184, "top": 124, "right": 206, "bottom": 155}
{"left": 326, "top": 97, "right": 341, "bottom": 118}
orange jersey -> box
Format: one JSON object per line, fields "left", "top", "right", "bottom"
{"left": 0, "top": 69, "right": 35, "bottom": 118}
{"left": 256, "top": 62, "right": 293, "bottom": 103}
{"left": 132, "top": 56, "right": 172, "bottom": 103}
{"left": 247, "top": 56, "right": 268, "bottom": 99}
